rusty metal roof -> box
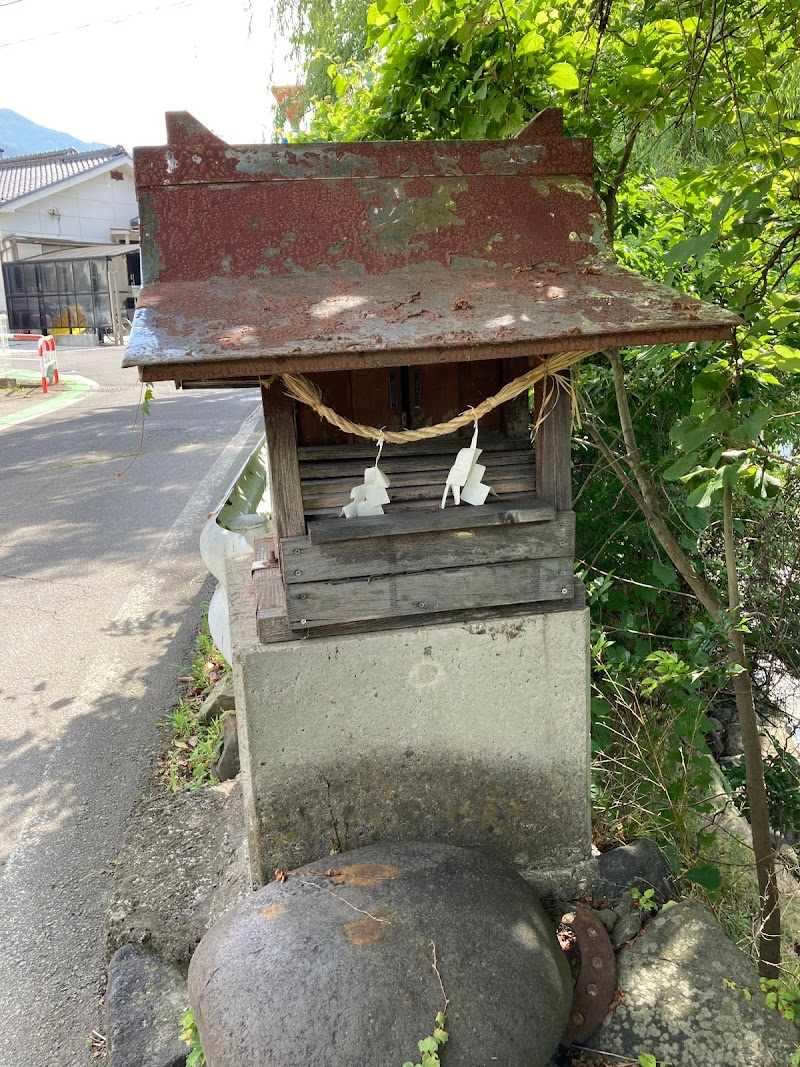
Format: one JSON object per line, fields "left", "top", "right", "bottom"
{"left": 123, "top": 111, "right": 741, "bottom": 382}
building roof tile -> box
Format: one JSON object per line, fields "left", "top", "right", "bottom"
{"left": 0, "top": 145, "right": 130, "bottom": 206}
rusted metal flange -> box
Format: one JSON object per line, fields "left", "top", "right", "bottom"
{"left": 560, "top": 905, "right": 617, "bottom": 1045}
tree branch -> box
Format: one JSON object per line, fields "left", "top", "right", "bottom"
{"left": 607, "top": 349, "right": 722, "bottom": 617}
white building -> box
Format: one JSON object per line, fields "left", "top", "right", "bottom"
{"left": 0, "top": 145, "right": 140, "bottom": 340}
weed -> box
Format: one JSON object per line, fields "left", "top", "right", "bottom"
{"left": 180, "top": 1008, "right": 206, "bottom": 1067}
{"left": 158, "top": 607, "right": 230, "bottom": 792}
{"left": 630, "top": 887, "right": 658, "bottom": 913}
{"left": 402, "top": 1012, "right": 448, "bottom": 1067}
{"left": 760, "top": 976, "right": 800, "bottom": 1024}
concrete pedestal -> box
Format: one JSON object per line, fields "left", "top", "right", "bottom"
{"left": 228, "top": 562, "right": 591, "bottom": 887}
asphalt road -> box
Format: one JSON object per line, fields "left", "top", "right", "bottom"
{"left": 0, "top": 346, "right": 262, "bottom": 1066}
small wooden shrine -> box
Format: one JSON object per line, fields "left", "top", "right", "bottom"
{"left": 124, "top": 109, "right": 739, "bottom": 643}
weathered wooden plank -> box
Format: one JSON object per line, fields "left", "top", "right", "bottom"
{"left": 351, "top": 367, "right": 404, "bottom": 431}
{"left": 301, "top": 466, "right": 536, "bottom": 509}
{"left": 295, "top": 371, "right": 353, "bottom": 446}
{"left": 304, "top": 492, "right": 533, "bottom": 518}
{"left": 307, "top": 497, "right": 555, "bottom": 543}
{"left": 261, "top": 383, "right": 306, "bottom": 538}
{"left": 458, "top": 359, "right": 503, "bottom": 433}
{"left": 302, "top": 461, "right": 534, "bottom": 491}
{"left": 283, "top": 512, "right": 574, "bottom": 583}
{"left": 411, "top": 363, "right": 460, "bottom": 429}
{"left": 224, "top": 552, "right": 260, "bottom": 649}
{"left": 502, "top": 357, "right": 532, "bottom": 438}
{"left": 286, "top": 557, "right": 574, "bottom": 627}
{"left": 296, "top": 580, "right": 586, "bottom": 640}
{"left": 534, "top": 367, "right": 572, "bottom": 511}
{"left": 299, "top": 447, "right": 533, "bottom": 480}
{"left": 297, "top": 435, "right": 531, "bottom": 462}
{"left": 252, "top": 535, "right": 292, "bottom": 641}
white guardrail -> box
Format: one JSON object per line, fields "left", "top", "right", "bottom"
{"left": 199, "top": 436, "right": 271, "bottom": 664}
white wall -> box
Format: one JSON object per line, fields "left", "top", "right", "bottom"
{"left": 0, "top": 161, "right": 138, "bottom": 314}
{"left": 1, "top": 162, "right": 137, "bottom": 246}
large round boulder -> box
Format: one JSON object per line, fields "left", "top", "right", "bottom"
{"left": 188, "top": 841, "right": 571, "bottom": 1066}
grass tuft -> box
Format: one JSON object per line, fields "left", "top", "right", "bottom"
{"left": 158, "top": 606, "right": 230, "bottom": 792}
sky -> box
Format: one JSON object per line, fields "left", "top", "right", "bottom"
{"left": 0, "top": 0, "right": 296, "bottom": 151}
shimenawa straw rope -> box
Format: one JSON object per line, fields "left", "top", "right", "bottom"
{"left": 262, "top": 349, "right": 594, "bottom": 445}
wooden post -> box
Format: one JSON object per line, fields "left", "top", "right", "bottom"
{"left": 534, "top": 367, "right": 572, "bottom": 512}
{"left": 260, "top": 382, "right": 306, "bottom": 539}
{"left": 502, "top": 357, "right": 532, "bottom": 439}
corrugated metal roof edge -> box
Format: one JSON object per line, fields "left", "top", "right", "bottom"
{"left": 22, "top": 242, "right": 141, "bottom": 263}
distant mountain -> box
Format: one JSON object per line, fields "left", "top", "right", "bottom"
{"left": 0, "top": 109, "right": 108, "bottom": 158}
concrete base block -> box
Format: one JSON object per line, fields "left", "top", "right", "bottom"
{"left": 234, "top": 608, "right": 591, "bottom": 885}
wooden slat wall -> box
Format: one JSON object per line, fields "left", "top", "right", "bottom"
{"left": 254, "top": 363, "right": 580, "bottom": 638}
{"left": 299, "top": 434, "right": 535, "bottom": 516}
{"left": 286, "top": 556, "right": 574, "bottom": 628}
{"left": 297, "top": 434, "right": 529, "bottom": 461}
{"left": 283, "top": 514, "right": 574, "bottom": 583}
{"left": 306, "top": 498, "right": 555, "bottom": 543}
{"left": 295, "top": 360, "right": 521, "bottom": 444}
{"left": 293, "top": 580, "right": 586, "bottom": 642}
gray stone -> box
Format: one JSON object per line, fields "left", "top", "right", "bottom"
{"left": 226, "top": 595, "right": 592, "bottom": 886}
{"left": 189, "top": 842, "right": 572, "bottom": 1067}
{"left": 593, "top": 908, "right": 618, "bottom": 934}
{"left": 596, "top": 901, "right": 799, "bottom": 1067}
{"left": 213, "top": 713, "right": 239, "bottom": 782}
{"left": 584, "top": 839, "right": 673, "bottom": 905}
{"left": 196, "top": 673, "right": 235, "bottom": 727}
{"left": 106, "top": 778, "right": 250, "bottom": 964}
{"left": 610, "top": 902, "right": 642, "bottom": 948}
{"left": 106, "top": 945, "right": 188, "bottom": 1067}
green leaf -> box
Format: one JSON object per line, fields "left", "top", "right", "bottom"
{"left": 639, "top": 1055, "right": 658, "bottom": 1067}
{"left": 686, "top": 469, "right": 723, "bottom": 508}
{"left": 653, "top": 18, "right": 683, "bottom": 33}
{"left": 547, "top": 62, "right": 579, "bottom": 91}
{"left": 663, "top": 453, "right": 701, "bottom": 481}
{"left": 684, "top": 863, "right": 722, "bottom": 890}
{"left": 518, "top": 30, "right": 545, "bottom": 55}
{"left": 741, "top": 464, "right": 782, "bottom": 499}
{"left": 419, "top": 1037, "right": 439, "bottom": 1054}
{"left": 692, "top": 368, "right": 730, "bottom": 400}
{"left": 367, "top": 3, "right": 390, "bottom": 27}
{"left": 624, "top": 64, "right": 660, "bottom": 82}
{"left": 671, "top": 411, "right": 737, "bottom": 452}
{"left": 772, "top": 344, "right": 800, "bottom": 372}
{"left": 488, "top": 94, "right": 507, "bottom": 122}
{"left": 663, "top": 230, "right": 717, "bottom": 265}
{"left": 731, "top": 406, "right": 772, "bottom": 442}
{"left": 652, "top": 560, "right": 678, "bottom": 588}
{"left": 140, "top": 385, "right": 154, "bottom": 417}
